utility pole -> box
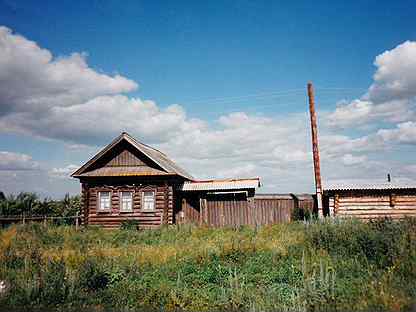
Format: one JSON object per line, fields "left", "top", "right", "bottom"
{"left": 307, "top": 82, "right": 324, "bottom": 218}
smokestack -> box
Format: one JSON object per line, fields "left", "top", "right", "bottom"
{"left": 307, "top": 82, "right": 324, "bottom": 218}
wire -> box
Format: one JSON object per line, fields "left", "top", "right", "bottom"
{"left": 183, "top": 87, "right": 366, "bottom": 107}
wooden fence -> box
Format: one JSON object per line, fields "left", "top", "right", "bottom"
{"left": 0, "top": 213, "right": 81, "bottom": 229}
{"left": 180, "top": 193, "right": 314, "bottom": 227}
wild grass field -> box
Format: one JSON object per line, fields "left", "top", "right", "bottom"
{"left": 0, "top": 218, "right": 415, "bottom": 311}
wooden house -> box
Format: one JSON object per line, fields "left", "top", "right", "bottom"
{"left": 323, "top": 181, "right": 416, "bottom": 219}
{"left": 72, "top": 132, "right": 261, "bottom": 228}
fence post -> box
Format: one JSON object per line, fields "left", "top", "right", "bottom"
{"left": 43, "top": 215, "right": 47, "bottom": 226}
{"left": 75, "top": 211, "right": 79, "bottom": 230}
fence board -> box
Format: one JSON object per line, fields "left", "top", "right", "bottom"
{"left": 201, "top": 194, "right": 297, "bottom": 227}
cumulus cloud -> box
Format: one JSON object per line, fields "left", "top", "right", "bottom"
{"left": 0, "top": 151, "right": 39, "bottom": 170}
{"left": 341, "top": 154, "right": 368, "bottom": 166}
{"left": 48, "top": 164, "right": 79, "bottom": 179}
{"left": 376, "top": 121, "right": 416, "bottom": 144}
{"left": 328, "top": 98, "right": 415, "bottom": 128}
{"left": 0, "top": 26, "right": 415, "bottom": 195}
{"left": 0, "top": 152, "right": 79, "bottom": 196}
{"left": 328, "top": 41, "right": 416, "bottom": 128}
{"left": 368, "top": 41, "right": 416, "bottom": 103}
{"left": 0, "top": 95, "right": 205, "bottom": 145}
{"left": 0, "top": 26, "right": 137, "bottom": 116}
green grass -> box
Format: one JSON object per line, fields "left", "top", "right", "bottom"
{"left": 0, "top": 218, "right": 415, "bottom": 311}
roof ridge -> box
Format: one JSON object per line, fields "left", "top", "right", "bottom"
{"left": 121, "top": 132, "right": 168, "bottom": 156}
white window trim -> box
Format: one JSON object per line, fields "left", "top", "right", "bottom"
{"left": 98, "top": 191, "right": 112, "bottom": 211}
{"left": 141, "top": 190, "right": 156, "bottom": 211}
{"left": 119, "top": 191, "right": 134, "bottom": 212}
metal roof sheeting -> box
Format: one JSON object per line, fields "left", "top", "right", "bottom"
{"left": 324, "top": 181, "right": 416, "bottom": 191}
{"left": 180, "top": 178, "right": 260, "bottom": 191}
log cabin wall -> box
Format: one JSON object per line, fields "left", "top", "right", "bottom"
{"left": 80, "top": 177, "right": 177, "bottom": 229}
{"left": 326, "top": 190, "right": 416, "bottom": 220}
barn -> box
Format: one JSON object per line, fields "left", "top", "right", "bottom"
{"left": 323, "top": 181, "right": 416, "bottom": 219}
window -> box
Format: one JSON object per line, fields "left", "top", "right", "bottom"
{"left": 142, "top": 191, "right": 155, "bottom": 211}
{"left": 120, "top": 191, "right": 133, "bottom": 212}
{"left": 99, "top": 191, "right": 111, "bottom": 210}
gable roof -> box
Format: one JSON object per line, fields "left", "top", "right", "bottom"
{"left": 71, "top": 132, "right": 194, "bottom": 180}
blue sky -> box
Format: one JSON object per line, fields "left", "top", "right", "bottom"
{"left": 0, "top": 0, "right": 415, "bottom": 197}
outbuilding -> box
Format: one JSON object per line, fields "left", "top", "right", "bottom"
{"left": 323, "top": 181, "right": 416, "bottom": 219}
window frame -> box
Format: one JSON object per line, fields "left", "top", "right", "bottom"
{"left": 119, "top": 191, "right": 134, "bottom": 212}
{"left": 141, "top": 190, "right": 156, "bottom": 212}
{"left": 98, "top": 190, "right": 112, "bottom": 212}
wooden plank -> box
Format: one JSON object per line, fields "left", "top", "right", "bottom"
{"left": 338, "top": 210, "right": 416, "bottom": 216}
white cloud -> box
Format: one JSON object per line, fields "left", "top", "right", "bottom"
{"left": 0, "top": 26, "right": 137, "bottom": 116}
{"left": 0, "top": 151, "right": 39, "bottom": 170}
{"left": 0, "top": 95, "right": 205, "bottom": 145}
{"left": 328, "top": 98, "right": 415, "bottom": 128}
{"left": 0, "top": 27, "right": 415, "bottom": 196}
{"left": 368, "top": 41, "right": 416, "bottom": 103}
{"left": 376, "top": 121, "right": 416, "bottom": 144}
{"left": 341, "top": 154, "right": 368, "bottom": 166}
{"left": 328, "top": 41, "right": 416, "bottom": 128}
{"left": 48, "top": 164, "right": 79, "bottom": 179}
{"left": 0, "top": 152, "right": 79, "bottom": 197}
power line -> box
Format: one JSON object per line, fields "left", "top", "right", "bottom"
{"left": 183, "top": 87, "right": 366, "bottom": 107}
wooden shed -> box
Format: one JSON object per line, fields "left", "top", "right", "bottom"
{"left": 323, "top": 181, "right": 416, "bottom": 219}
{"left": 178, "top": 179, "right": 261, "bottom": 226}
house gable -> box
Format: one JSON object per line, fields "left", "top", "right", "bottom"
{"left": 105, "top": 149, "right": 147, "bottom": 167}
{"left": 71, "top": 132, "right": 193, "bottom": 180}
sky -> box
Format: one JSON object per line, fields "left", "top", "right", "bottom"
{"left": 0, "top": 0, "right": 415, "bottom": 198}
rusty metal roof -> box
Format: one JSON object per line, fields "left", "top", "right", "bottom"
{"left": 72, "top": 132, "right": 193, "bottom": 180}
{"left": 324, "top": 180, "right": 416, "bottom": 191}
{"left": 180, "top": 178, "right": 260, "bottom": 191}
{"left": 75, "top": 166, "right": 175, "bottom": 177}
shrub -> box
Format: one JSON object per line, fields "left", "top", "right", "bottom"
{"left": 79, "top": 260, "right": 109, "bottom": 291}
{"left": 120, "top": 219, "right": 139, "bottom": 231}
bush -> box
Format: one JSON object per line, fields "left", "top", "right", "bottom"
{"left": 120, "top": 219, "right": 139, "bottom": 231}
{"left": 79, "top": 260, "right": 109, "bottom": 291}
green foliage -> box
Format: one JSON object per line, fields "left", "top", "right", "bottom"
{"left": 79, "top": 260, "right": 110, "bottom": 291}
{"left": 120, "top": 219, "right": 139, "bottom": 230}
{"left": 0, "top": 192, "right": 81, "bottom": 224}
{"left": 0, "top": 218, "right": 415, "bottom": 311}
{"left": 292, "top": 205, "right": 312, "bottom": 221}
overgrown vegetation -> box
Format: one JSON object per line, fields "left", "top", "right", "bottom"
{"left": 0, "top": 218, "right": 415, "bottom": 311}
{"left": 0, "top": 192, "right": 81, "bottom": 222}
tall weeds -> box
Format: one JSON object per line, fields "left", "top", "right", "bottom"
{"left": 0, "top": 218, "right": 414, "bottom": 311}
